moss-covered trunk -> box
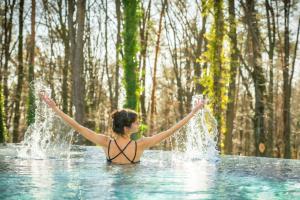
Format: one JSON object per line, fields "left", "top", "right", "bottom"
{"left": 122, "top": 0, "right": 140, "bottom": 139}
{"left": 122, "top": 0, "right": 140, "bottom": 110}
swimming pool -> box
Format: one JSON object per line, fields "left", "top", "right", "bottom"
{"left": 1, "top": 144, "right": 299, "bottom": 200}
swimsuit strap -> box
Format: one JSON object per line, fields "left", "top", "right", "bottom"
{"left": 107, "top": 139, "right": 132, "bottom": 162}
{"left": 131, "top": 141, "right": 137, "bottom": 163}
{"left": 107, "top": 139, "right": 112, "bottom": 161}
{"left": 114, "top": 139, "right": 134, "bottom": 163}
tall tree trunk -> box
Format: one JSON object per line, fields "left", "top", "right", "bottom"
{"left": 282, "top": 0, "right": 293, "bottom": 159}
{"left": 104, "top": 0, "right": 114, "bottom": 111}
{"left": 265, "top": 0, "right": 276, "bottom": 157}
{"left": 225, "top": 0, "right": 238, "bottom": 154}
{"left": 244, "top": 0, "right": 267, "bottom": 156}
{"left": 184, "top": 39, "right": 193, "bottom": 112}
{"left": 58, "top": 0, "right": 70, "bottom": 114}
{"left": 68, "top": 0, "right": 76, "bottom": 118}
{"left": 194, "top": 3, "right": 206, "bottom": 94}
{"left": 114, "top": 0, "right": 122, "bottom": 110}
{"left": 0, "top": 84, "right": 7, "bottom": 143}
{"left": 122, "top": 0, "right": 140, "bottom": 140}
{"left": 12, "top": 0, "right": 25, "bottom": 142}
{"left": 3, "top": 0, "right": 17, "bottom": 129}
{"left": 165, "top": 10, "right": 184, "bottom": 120}
{"left": 27, "top": 0, "right": 36, "bottom": 126}
{"left": 85, "top": 7, "right": 96, "bottom": 117}
{"left": 122, "top": 0, "right": 140, "bottom": 110}
{"left": 139, "top": 0, "right": 151, "bottom": 124}
{"left": 62, "top": 40, "right": 70, "bottom": 114}
{"left": 43, "top": 5, "right": 56, "bottom": 102}
{"left": 149, "top": 0, "right": 167, "bottom": 132}
{"left": 212, "top": 0, "right": 224, "bottom": 150}
{"left": 291, "top": 16, "right": 300, "bottom": 158}
{"left": 72, "top": 0, "right": 86, "bottom": 144}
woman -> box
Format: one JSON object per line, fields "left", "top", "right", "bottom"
{"left": 39, "top": 93, "right": 204, "bottom": 164}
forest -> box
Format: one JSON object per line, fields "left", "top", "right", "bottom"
{"left": 0, "top": 0, "right": 300, "bottom": 159}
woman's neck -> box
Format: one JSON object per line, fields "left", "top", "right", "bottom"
{"left": 116, "top": 134, "right": 131, "bottom": 140}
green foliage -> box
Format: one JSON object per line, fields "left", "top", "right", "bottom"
{"left": 131, "top": 123, "right": 148, "bottom": 141}
{"left": 139, "top": 123, "right": 148, "bottom": 133}
{"left": 122, "top": 0, "right": 141, "bottom": 139}
{"left": 201, "top": 0, "right": 212, "bottom": 17}
{"left": 198, "top": 0, "right": 229, "bottom": 148}
{"left": 0, "top": 84, "right": 7, "bottom": 143}
{"left": 122, "top": 0, "right": 141, "bottom": 111}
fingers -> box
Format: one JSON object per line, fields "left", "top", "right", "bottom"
{"left": 197, "top": 99, "right": 204, "bottom": 106}
{"left": 38, "top": 92, "right": 54, "bottom": 106}
{"left": 38, "top": 90, "right": 47, "bottom": 99}
{"left": 38, "top": 91, "right": 50, "bottom": 101}
{"left": 45, "top": 97, "right": 53, "bottom": 104}
{"left": 196, "top": 99, "right": 205, "bottom": 109}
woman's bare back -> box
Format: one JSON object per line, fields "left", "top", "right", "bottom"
{"left": 104, "top": 138, "right": 143, "bottom": 164}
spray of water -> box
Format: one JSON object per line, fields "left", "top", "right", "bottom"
{"left": 17, "top": 81, "right": 74, "bottom": 159}
{"left": 172, "top": 95, "right": 219, "bottom": 162}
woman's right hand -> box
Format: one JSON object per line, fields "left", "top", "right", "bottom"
{"left": 192, "top": 98, "right": 205, "bottom": 113}
{"left": 39, "top": 91, "right": 57, "bottom": 109}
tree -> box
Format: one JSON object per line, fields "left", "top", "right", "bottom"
{"left": 149, "top": 0, "right": 167, "bottom": 132}
{"left": 242, "top": 0, "right": 267, "bottom": 156}
{"left": 122, "top": 0, "right": 140, "bottom": 110}
{"left": 2, "top": 0, "right": 17, "bottom": 129}
{"left": 194, "top": 0, "right": 207, "bottom": 95}
{"left": 12, "top": 0, "right": 25, "bottom": 142}
{"left": 282, "top": 0, "right": 291, "bottom": 158}
{"left": 139, "top": 0, "right": 152, "bottom": 124}
{"left": 201, "top": 0, "right": 225, "bottom": 150}
{"left": 55, "top": 0, "right": 71, "bottom": 114}
{"left": 165, "top": 4, "right": 185, "bottom": 121}
{"left": 114, "top": 0, "right": 122, "bottom": 110}
{"left": 265, "top": 0, "right": 276, "bottom": 157}
{"left": 0, "top": 84, "right": 7, "bottom": 143}
{"left": 122, "top": 0, "right": 140, "bottom": 139}
{"left": 282, "top": 0, "right": 299, "bottom": 158}
{"left": 27, "top": 0, "right": 36, "bottom": 126}
{"left": 225, "top": 0, "right": 239, "bottom": 154}
{"left": 68, "top": 0, "right": 86, "bottom": 144}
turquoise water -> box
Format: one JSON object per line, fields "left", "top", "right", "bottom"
{"left": 0, "top": 144, "right": 299, "bottom": 200}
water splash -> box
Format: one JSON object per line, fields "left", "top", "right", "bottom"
{"left": 172, "top": 95, "right": 219, "bottom": 162}
{"left": 18, "top": 81, "right": 74, "bottom": 159}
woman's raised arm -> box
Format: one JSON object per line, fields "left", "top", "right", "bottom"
{"left": 39, "top": 92, "right": 109, "bottom": 147}
{"left": 139, "top": 99, "right": 204, "bottom": 149}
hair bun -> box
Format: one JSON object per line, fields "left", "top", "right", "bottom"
{"left": 111, "top": 110, "right": 120, "bottom": 120}
{"left": 111, "top": 109, "right": 138, "bottom": 136}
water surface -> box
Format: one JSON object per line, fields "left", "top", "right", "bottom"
{"left": 0, "top": 144, "right": 299, "bottom": 200}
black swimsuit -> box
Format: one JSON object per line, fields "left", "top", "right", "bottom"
{"left": 107, "top": 139, "right": 140, "bottom": 164}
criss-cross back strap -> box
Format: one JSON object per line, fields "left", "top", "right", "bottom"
{"left": 114, "top": 140, "right": 137, "bottom": 163}
{"left": 107, "top": 139, "right": 132, "bottom": 162}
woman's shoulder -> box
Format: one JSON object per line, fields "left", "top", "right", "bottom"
{"left": 136, "top": 136, "right": 151, "bottom": 148}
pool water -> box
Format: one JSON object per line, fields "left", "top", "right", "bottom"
{"left": 0, "top": 144, "right": 299, "bottom": 200}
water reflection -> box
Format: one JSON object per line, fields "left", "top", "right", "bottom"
{"left": 27, "top": 159, "right": 54, "bottom": 199}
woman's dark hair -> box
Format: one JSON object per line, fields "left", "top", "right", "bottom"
{"left": 111, "top": 109, "right": 138, "bottom": 136}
